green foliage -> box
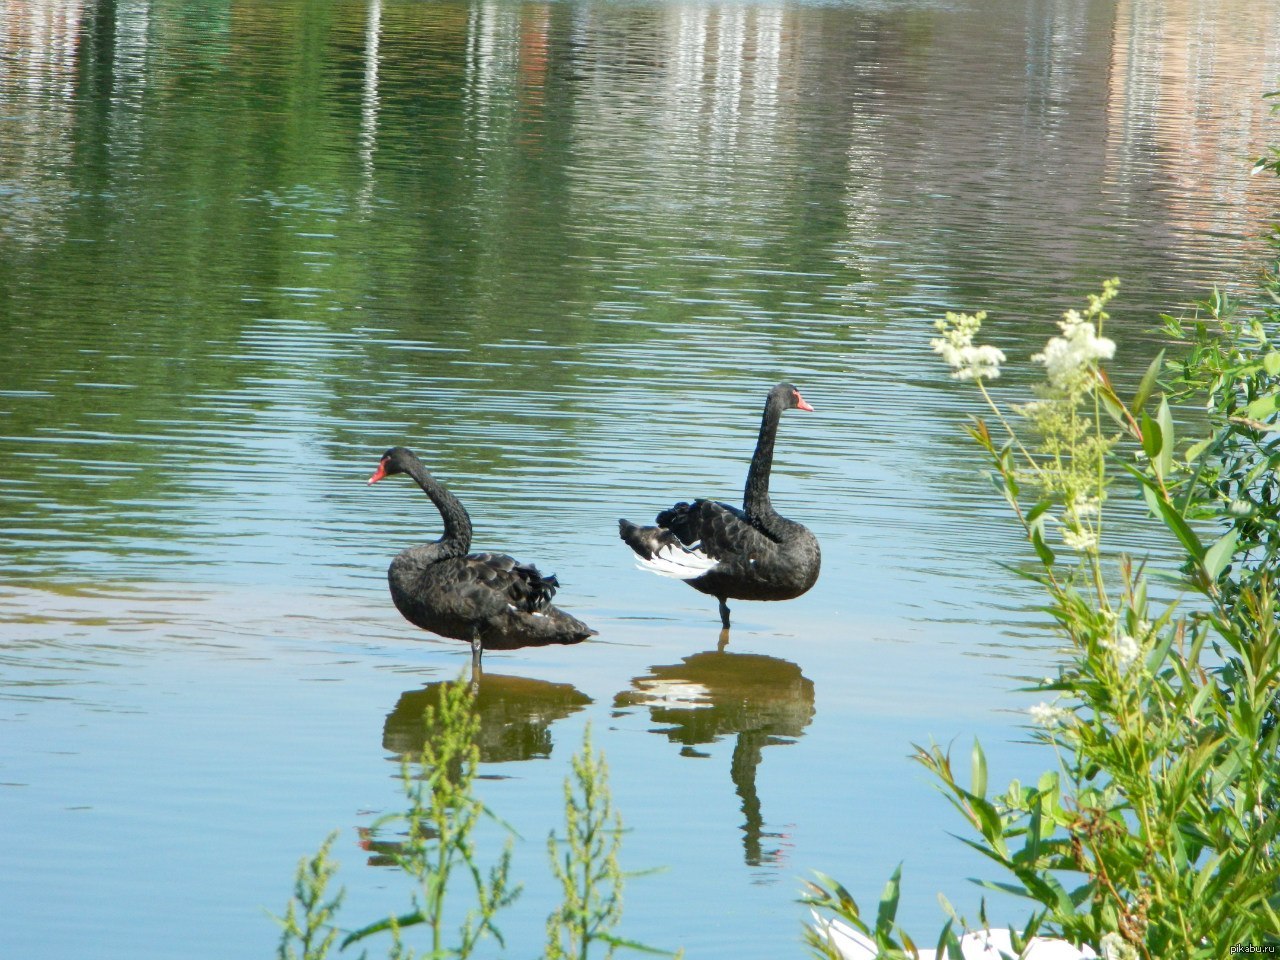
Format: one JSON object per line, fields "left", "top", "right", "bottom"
{"left": 546, "top": 726, "right": 679, "bottom": 960}
{"left": 803, "top": 867, "right": 966, "bottom": 959}
{"left": 343, "top": 675, "right": 520, "bottom": 959}
{"left": 938, "top": 278, "right": 1280, "bottom": 954}
{"left": 274, "top": 832, "right": 345, "bottom": 960}
{"left": 276, "top": 682, "right": 680, "bottom": 960}
{"left": 810, "top": 269, "right": 1280, "bottom": 957}
{"left": 1159, "top": 279, "right": 1280, "bottom": 629}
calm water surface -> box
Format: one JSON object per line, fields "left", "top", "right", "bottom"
{"left": 2, "top": 0, "right": 1279, "bottom": 956}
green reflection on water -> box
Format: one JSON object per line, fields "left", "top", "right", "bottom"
{"left": 4, "top": 0, "right": 1277, "bottom": 592}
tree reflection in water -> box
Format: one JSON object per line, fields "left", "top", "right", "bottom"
{"left": 614, "top": 651, "right": 815, "bottom": 873}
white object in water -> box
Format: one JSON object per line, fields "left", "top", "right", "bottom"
{"left": 811, "top": 914, "right": 1098, "bottom": 960}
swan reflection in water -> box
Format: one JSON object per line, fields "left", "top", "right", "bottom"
{"left": 614, "top": 651, "right": 815, "bottom": 872}
{"left": 367, "top": 674, "right": 592, "bottom": 866}
{"left": 384, "top": 673, "right": 593, "bottom": 763}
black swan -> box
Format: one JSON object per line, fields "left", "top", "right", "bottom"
{"left": 367, "top": 447, "right": 596, "bottom": 671}
{"left": 618, "top": 382, "right": 821, "bottom": 629}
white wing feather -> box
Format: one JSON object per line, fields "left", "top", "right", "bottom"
{"left": 633, "top": 541, "right": 719, "bottom": 580}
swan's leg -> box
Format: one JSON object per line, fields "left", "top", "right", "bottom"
{"left": 718, "top": 598, "right": 731, "bottom": 629}
{"left": 717, "top": 627, "right": 730, "bottom": 652}
{"left": 469, "top": 628, "right": 483, "bottom": 689}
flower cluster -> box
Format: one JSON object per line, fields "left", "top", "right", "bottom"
{"left": 1060, "top": 526, "right": 1099, "bottom": 552}
{"left": 1068, "top": 495, "right": 1101, "bottom": 519}
{"left": 1032, "top": 281, "right": 1119, "bottom": 392}
{"left": 1100, "top": 632, "right": 1142, "bottom": 673}
{"left": 1100, "top": 932, "right": 1139, "bottom": 960}
{"left": 931, "top": 310, "right": 1006, "bottom": 381}
{"left": 1029, "top": 701, "right": 1073, "bottom": 729}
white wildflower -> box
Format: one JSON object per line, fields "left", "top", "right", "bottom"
{"left": 1061, "top": 527, "right": 1098, "bottom": 552}
{"left": 932, "top": 310, "right": 1006, "bottom": 381}
{"left": 1101, "top": 633, "right": 1142, "bottom": 673}
{"left": 1029, "top": 701, "right": 1072, "bottom": 729}
{"left": 1228, "top": 498, "right": 1253, "bottom": 517}
{"left": 1100, "top": 932, "right": 1138, "bottom": 960}
{"left": 1069, "top": 496, "right": 1102, "bottom": 518}
{"left": 1032, "top": 306, "right": 1116, "bottom": 390}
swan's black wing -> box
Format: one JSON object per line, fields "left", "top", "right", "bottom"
{"left": 388, "top": 547, "right": 590, "bottom": 647}
{"left": 655, "top": 500, "right": 778, "bottom": 562}
{"left": 464, "top": 552, "right": 559, "bottom": 613}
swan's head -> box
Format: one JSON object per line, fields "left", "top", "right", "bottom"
{"left": 367, "top": 446, "right": 417, "bottom": 485}
{"left": 772, "top": 382, "right": 814, "bottom": 413}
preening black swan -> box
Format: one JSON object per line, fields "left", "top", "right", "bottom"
{"left": 618, "top": 382, "right": 821, "bottom": 629}
{"left": 368, "top": 447, "right": 596, "bottom": 672}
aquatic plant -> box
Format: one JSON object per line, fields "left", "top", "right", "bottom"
{"left": 273, "top": 676, "right": 518, "bottom": 960}
{"left": 275, "top": 832, "right": 345, "bottom": 960}
{"left": 807, "top": 268, "right": 1280, "bottom": 957}
{"left": 274, "top": 678, "right": 677, "bottom": 960}
{"left": 546, "top": 725, "right": 680, "bottom": 960}
{"left": 343, "top": 675, "right": 520, "bottom": 959}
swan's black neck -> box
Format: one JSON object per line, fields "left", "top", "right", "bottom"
{"left": 743, "top": 391, "right": 785, "bottom": 521}
{"left": 404, "top": 456, "right": 472, "bottom": 557}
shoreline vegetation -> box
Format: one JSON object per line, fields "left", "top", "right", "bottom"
{"left": 804, "top": 121, "right": 1280, "bottom": 957}
{"left": 276, "top": 128, "right": 1280, "bottom": 960}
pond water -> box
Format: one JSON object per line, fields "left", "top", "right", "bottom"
{"left": 2, "top": 0, "right": 1279, "bottom": 956}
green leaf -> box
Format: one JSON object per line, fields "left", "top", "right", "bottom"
{"left": 1130, "top": 464, "right": 1205, "bottom": 559}
{"left": 1130, "top": 348, "right": 1166, "bottom": 414}
{"left": 1099, "top": 385, "right": 1130, "bottom": 432}
{"left": 1031, "top": 525, "right": 1056, "bottom": 567}
{"left": 1140, "top": 411, "right": 1163, "bottom": 461}
{"left": 934, "top": 919, "right": 963, "bottom": 960}
{"left": 805, "top": 870, "right": 864, "bottom": 923}
{"left": 595, "top": 932, "right": 681, "bottom": 956}
{"left": 1264, "top": 351, "right": 1280, "bottom": 376}
{"left": 1146, "top": 483, "right": 1167, "bottom": 522}
{"left": 971, "top": 740, "right": 988, "bottom": 800}
{"left": 875, "top": 863, "right": 903, "bottom": 935}
{"left": 1184, "top": 435, "right": 1213, "bottom": 464}
{"left": 966, "top": 418, "right": 995, "bottom": 452}
{"left": 900, "top": 929, "right": 919, "bottom": 956}
{"left": 988, "top": 471, "right": 1010, "bottom": 502}
{"left": 1156, "top": 397, "right": 1175, "bottom": 478}
{"left": 972, "top": 878, "right": 1037, "bottom": 899}
{"left": 1025, "top": 499, "right": 1053, "bottom": 525}
{"left": 1203, "top": 528, "right": 1239, "bottom": 580}
{"left": 341, "top": 909, "right": 426, "bottom": 948}
{"left": 999, "top": 446, "right": 1020, "bottom": 500}
{"left": 1146, "top": 628, "right": 1175, "bottom": 672}
{"left": 964, "top": 792, "right": 1006, "bottom": 846}
{"left": 1245, "top": 392, "right": 1280, "bottom": 421}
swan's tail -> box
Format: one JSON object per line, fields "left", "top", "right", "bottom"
{"left": 490, "top": 605, "right": 596, "bottom": 649}
{"left": 618, "top": 519, "right": 718, "bottom": 580}
{"left": 534, "top": 607, "right": 597, "bottom": 644}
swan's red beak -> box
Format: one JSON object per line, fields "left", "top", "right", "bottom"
{"left": 367, "top": 462, "right": 388, "bottom": 485}
{"left": 794, "top": 391, "right": 814, "bottom": 412}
